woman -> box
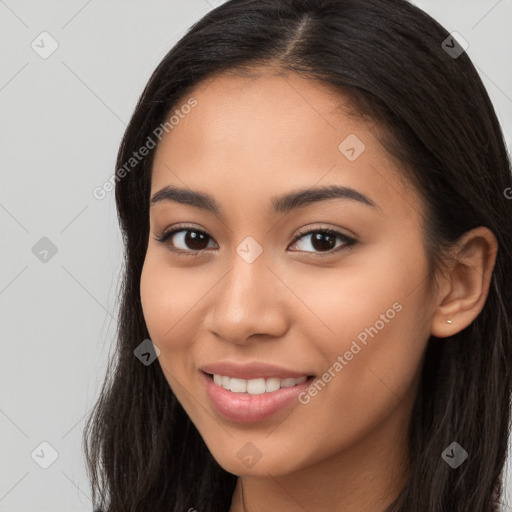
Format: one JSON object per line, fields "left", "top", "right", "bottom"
{"left": 83, "top": 0, "right": 512, "bottom": 510}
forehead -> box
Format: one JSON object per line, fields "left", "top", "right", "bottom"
{"left": 150, "top": 71, "right": 423, "bottom": 222}
{"left": 160, "top": 70, "right": 357, "bottom": 155}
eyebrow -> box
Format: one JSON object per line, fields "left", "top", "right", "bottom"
{"left": 150, "top": 184, "right": 377, "bottom": 216}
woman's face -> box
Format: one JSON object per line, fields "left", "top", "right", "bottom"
{"left": 140, "top": 71, "right": 436, "bottom": 478}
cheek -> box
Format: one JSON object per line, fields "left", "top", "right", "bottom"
{"left": 294, "top": 241, "right": 429, "bottom": 388}
{"left": 285, "top": 298, "right": 428, "bottom": 473}
{"left": 140, "top": 257, "right": 167, "bottom": 340}
{"left": 288, "top": 252, "right": 418, "bottom": 348}
{"left": 139, "top": 254, "right": 191, "bottom": 347}
{"left": 139, "top": 256, "right": 199, "bottom": 394}
{"left": 297, "top": 249, "right": 430, "bottom": 437}
{"left": 140, "top": 253, "right": 199, "bottom": 341}
{"left": 322, "top": 302, "right": 427, "bottom": 443}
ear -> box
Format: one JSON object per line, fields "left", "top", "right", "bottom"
{"left": 430, "top": 226, "right": 498, "bottom": 338}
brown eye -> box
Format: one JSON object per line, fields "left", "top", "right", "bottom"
{"left": 155, "top": 226, "right": 217, "bottom": 255}
{"left": 154, "top": 225, "right": 357, "bottom": 257}
{"left": 289, "top": 229, "right": 356, "bottom": 255}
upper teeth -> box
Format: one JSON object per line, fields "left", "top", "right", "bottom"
{"left": 212, "top": 374, "right": 307, "bottom": 394}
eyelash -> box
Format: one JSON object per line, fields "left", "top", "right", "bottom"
{"left": 154, "top": 223, "right": 357, "bottom": 257}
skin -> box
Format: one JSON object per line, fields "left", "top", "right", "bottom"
{"left": 139, "top": 70, "right": 498, "bottom": 512}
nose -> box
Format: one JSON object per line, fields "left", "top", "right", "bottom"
{"left": 204, "top": 247, "right": 289, "bottom": 345}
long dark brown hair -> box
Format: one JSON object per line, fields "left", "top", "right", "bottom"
{"left": 83, "top": 1, "right": 512, "bottom": 510}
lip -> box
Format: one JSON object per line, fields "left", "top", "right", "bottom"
{"left": 202, "top": 371, "right": 314, "bottom": 423}
{"left": 200, "top": 361, "right": 312, "bottom": 380}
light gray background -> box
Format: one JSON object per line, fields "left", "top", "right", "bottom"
{"left": 1, "top": 1, "right": 511, "bottom": 510}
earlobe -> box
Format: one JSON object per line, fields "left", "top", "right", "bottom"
{"left": 430, "top": 227, "right": 498, "bottom": 338}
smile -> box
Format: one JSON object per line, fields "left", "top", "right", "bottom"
{"left": 202, "top": 371, "right": 315, "bottom": 423}
{"left": 211, "top": 373, "right": 308, "bottom": 394}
